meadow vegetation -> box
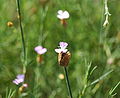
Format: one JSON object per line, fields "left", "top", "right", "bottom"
{"left": 0, "top": 0, "right": 120, "bottom": 98}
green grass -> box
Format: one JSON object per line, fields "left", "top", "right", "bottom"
{"left": 0, "top": 0, "right": 120, "bottom": 98}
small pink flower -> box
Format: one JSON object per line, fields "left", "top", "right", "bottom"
{"left": 34, "top": 46, "right": 47, "bottom": 55}
{"left": 23, "top": 83, "right": 28, "bottom": 88}
{"left": 55, "top": 42, "right": 68, "bottom": 53}
{"left": 13, "top": 74, "right": 25, "bottom": 85}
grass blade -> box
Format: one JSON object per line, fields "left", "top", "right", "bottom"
{"left": 90, "top": 69, "right": 113, "bottom": 86}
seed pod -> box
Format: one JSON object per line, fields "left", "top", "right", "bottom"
{"left": 58, "top": 51, "right": 71, "bottom": 67}
{"left": 36, "top": 55, "right": 43, "bottom": 63}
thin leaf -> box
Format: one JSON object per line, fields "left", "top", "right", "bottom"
{"left": 85, "top": 62, "right": 92, "bottom": 82}
{"left": 90, "top": 70, "right": 113, "bottom": 86}
{"left": 90, "top": 66, "right": 97, "bottom": 76}
{"left": 109, "top": 81, "right": 120, "bottom": 95}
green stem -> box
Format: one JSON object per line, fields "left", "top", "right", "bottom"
{"left": 16, "top": 0, "right": 26, "bottom": 73}
{"left": 64, "top": 67, "right": 73, "bottom": 98}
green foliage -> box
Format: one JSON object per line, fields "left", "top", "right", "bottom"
{"left": 0, "top": 0, "right": 120, "bottom": 98}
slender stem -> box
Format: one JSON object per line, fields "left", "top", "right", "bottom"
{"left": 16, "top": 0, "right": 26, "bottom": 73}
{"left": 64, "top": 67, "right": 73, "bottom": 98}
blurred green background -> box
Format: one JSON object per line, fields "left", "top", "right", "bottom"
{"left": 0, "top": 0, "right": 120, "bottom": 98}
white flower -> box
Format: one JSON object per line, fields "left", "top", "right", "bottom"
{"left": 55, "top": 42, "right": 68, "bottom": 53}
{"left": 57, "top": 10, "right": 70, "bottom": 20}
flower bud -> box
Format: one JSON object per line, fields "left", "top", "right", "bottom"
{"left": 58, "top": 51, "right": 71, "bottom": 67}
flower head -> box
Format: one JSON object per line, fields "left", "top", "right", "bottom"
{"left": 55, "top": 42, "right": 71, "bottom": 67}
{"left": 34, "top": 46, "right": 47, "bottom": 55}
{"left": 13, "top": 74, "right": 25, "bottom": 85}
{"left": 55, "top": 42, "right": 68, "bottom": 53}
{"left": 57, "top": 10, "right": 70, "bottom": 20}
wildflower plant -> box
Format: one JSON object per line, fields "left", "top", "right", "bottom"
{"left": 55, "top": 42, "right": 73, "bottom": 98}
{"left": 1, "top": 0, "right": 119, "bottom": 98}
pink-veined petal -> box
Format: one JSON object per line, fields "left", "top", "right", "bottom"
{"left": 13, "top": 79, "right": 21, "bottom": 85}
{"left": 13, "top": 80, "right": 19, "bottom": 85}
{"left": 59, "top": 42, "right": 68, "bottom": 49}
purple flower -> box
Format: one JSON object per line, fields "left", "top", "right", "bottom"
{"left": 13, "top": 74, "right": 25, "bottom": 85}
{"left": 34, "top": 46, "right": 47, "bottom": 55}
{"left": 55, "top": 42, "right": 68, "bottom": 53}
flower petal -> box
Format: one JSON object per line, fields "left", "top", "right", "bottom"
{"left": 61, "top": 49, "right": 68, "bottom": 53}
{"left": 17, "top": 74, "right": 25, "bottom": 80}
{"left": 13, "top": 80, "right": 19, "bottom": 85}
{"left": 37, "top": 48, "right": 47, "bottom": 54}
{"left": 55, "top": 49, "right": 62, "bottom": 53}
{"left": 58, "top": 10, "right": 63, "bottom": 15}
{"left": 34, "top": 46, "right": 43, "bottom": 52}
{"left": 63, "top": 11, "right": 69, "bottom": 19}
{"left": 59, "top": 42, "right": 68, "bottom": 49}
{"left": 57, "top": 15, "right": 63, "bottom": 19}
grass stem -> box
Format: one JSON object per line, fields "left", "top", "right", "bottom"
{"left": 64, "top": 67, "right": 73, "bottom": 98}
{"left": 16, "top": 0, "right": 26, "bottom": 73}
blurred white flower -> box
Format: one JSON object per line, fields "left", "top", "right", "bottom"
{"left": 57, "top": 10, "right": 70, "bottom": 20}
